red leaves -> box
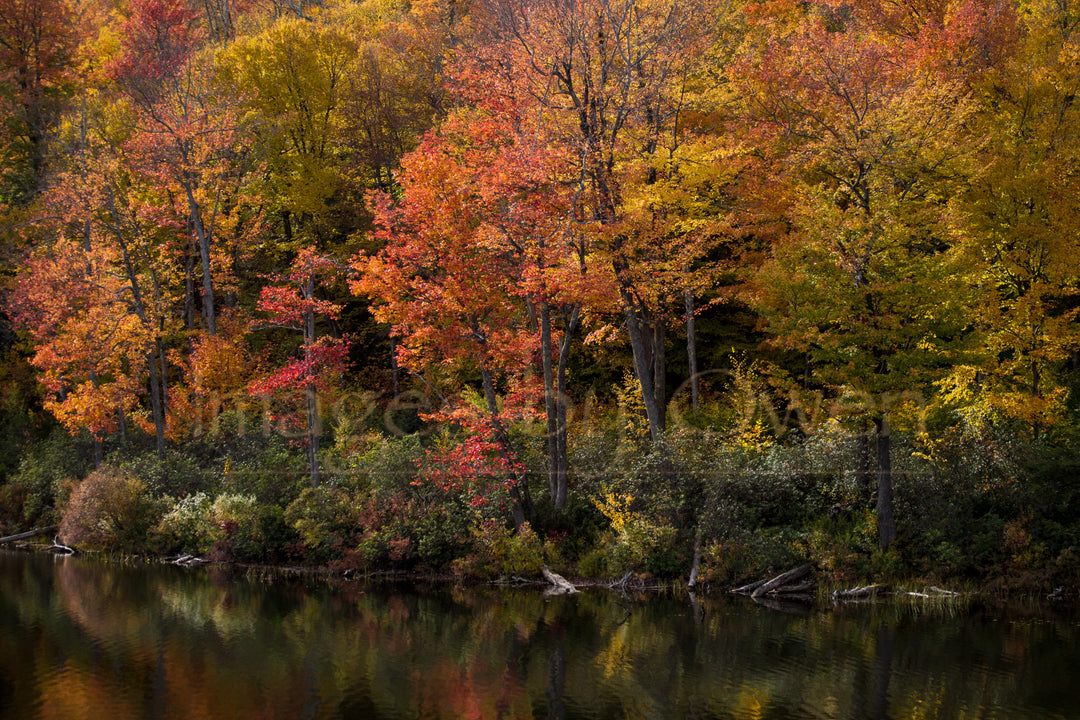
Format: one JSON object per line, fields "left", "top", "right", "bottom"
{"left": 256, "top": 247, "right": 344, "bottom": 330}
{"left": 248, "top": 338, "right": 350, "bottom": 397}
{"left": 106, "top": 0, "right": 199, "bottom": 91}
{"left": 11, "top": 236, "right": 156, "bottom": 440}
{"left": 248, "top": 246, "right": 350, "bottom": 450}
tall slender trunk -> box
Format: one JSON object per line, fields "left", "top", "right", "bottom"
{"left": 653, "top": 318, "right": 666, "bottom": 418}
{"left": 111, "top": 205, "right": 167, "bottom": 461}
{"left": 541, "top": 306, "right": 559, "bottom": 507}
{"left": 875, "top": 415, "right": 896, "bottom": 550}
{"left": 624, "top": 303, "right": 665, "bottom": 443}
{"left": 183, "top": 182, "right": 216, "bottom": 337}
{"left": 306, "top": 381, "right": 320, "bottom": 487}
{"left": 685, "top": 290, "right": 699, "bottom": 412}
{"left": 389, "top": 334, "right": 400, "bottom": 397}
{"left": 304, "top": 283, "right": 321, "bottom": 487}
{"left": 146, "top": 349, "right": 167, "bottom": 460}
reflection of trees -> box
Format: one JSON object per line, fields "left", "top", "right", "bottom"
{"left": 2, "top": 552, "right": 1080, "bottom": 719}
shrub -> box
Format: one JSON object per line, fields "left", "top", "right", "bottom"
{"left": 151, "top": 492, "right": 215, "bottom": 554}
{"left": 0, "top": 481, "right": 29, "bottom": 534}
{"left": 112, "top": 449, "right": 215, "bottom": 499}
{"left": 8, "top": 429, "right": 95, "bottom": 526}
{"left": 283, "top": 486, "right": 356, "bottom": 561}
{"left": 454, "top": 520, "right": 547, "bottom": 578}
{"left": 59, "top": 466, "right": 162, "bottom": 552}
{"left": 208, "top": 492, "right": 261, "bottom": 561}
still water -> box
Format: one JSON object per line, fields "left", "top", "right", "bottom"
{"left": 1, "top": 549, "right": 1078, "bottom": 720}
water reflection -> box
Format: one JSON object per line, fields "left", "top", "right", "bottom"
{"left": 1, "top": 549, "right": 1078, "bottom": 719}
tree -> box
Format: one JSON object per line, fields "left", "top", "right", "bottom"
{"left": 11, "top": 236, "right": 152, "bottom": 462}
{"left": 250, "top": 246, "right": 349, "bottom": 487}
{"left": 0, "top": 0, "right": 76, "bottom": 202}
{"left": 454, "top": 0, "right": 721, "bottom": 444}
{"left": 945, "top": 0, "right": 1080, "bottom": 436}
{"left": 40, "top": 99, "right": 177, "bottom": 459}
{"left": 737, "top": 0, "right": 982, "bottom": 548}
{"left": 107, "top": 0, "right": 245, "bottom": 337}
{"left": 219, "top": 14, "right": 358, "bottom": 248}
{"left": 353, "top": 103, "right": 579, "bottom": 524}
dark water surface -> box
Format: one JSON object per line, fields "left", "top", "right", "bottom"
{"left": 2, "top": 549, "right": 1078, "bottom": 719}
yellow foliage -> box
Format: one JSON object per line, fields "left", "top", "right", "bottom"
{"left": 593, "top": 492, "right": 636, "bottom": 536}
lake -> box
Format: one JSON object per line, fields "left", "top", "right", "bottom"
{"left": 1, "top": 549, "right": 1077, "bottom": 719}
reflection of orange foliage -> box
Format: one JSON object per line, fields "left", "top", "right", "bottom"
{"left": 37, "top": 662, "right": 141, "bottom": 720}
{"left": 410, "top": 644, "right": 534, "bottom": 720}
{"left": 58, "top": 560, "right": 150, "bottom": 643}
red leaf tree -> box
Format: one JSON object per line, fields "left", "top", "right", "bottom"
{"left": 354, "top": 99, "right": 586, "bottom": 525}
{"left": 249, "top": 246, "right": 349, "bottom": 487}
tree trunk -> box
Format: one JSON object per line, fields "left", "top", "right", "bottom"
{"left": 146, "top": 349, "right": 167, "bottom": 460}
{"left": 183, "top": 182, "right": 216, "bottom": 337}
{"left": 688, "top": 527, "right": 703, "bottom": 588}
{"left": 304, "top": 288, "right": 321, "bottom": 487}
{"left": 541, "top": 306, "right": 559, "bottom": 507}
{"left": 875, "top": 416, "right": 896, "bottom": 550}
{"left": 111, "top": 211, "right": 167, "bottom": 461}
{"left": 306, "top": 381, "right": 320, "bottom": 487}
{"left": 653, "top": 317, "right": 666, "bottom": 420}
{"left": 624, "top": 304, "right": 665, "bottom": 443}
{"left": 685, "top": 290, "right": 699, "bottom": 412}
{"left": 389, "top": 333, "right": 400, "bottom": 397}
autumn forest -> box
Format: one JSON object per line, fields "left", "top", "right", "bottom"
{"left": 2, "top": 0, "right": 1080, "bottom": 589}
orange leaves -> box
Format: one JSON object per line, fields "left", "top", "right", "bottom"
{"left": 354, "top": 103, "right": 579, "bottom": 376}
{"left": 12, "top": 236, "right": 156, "bottom": 439}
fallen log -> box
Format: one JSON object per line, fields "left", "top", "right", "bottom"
{"left": 0, "top": 526, "right": 58, "bottom": 545}
{"left": 832, "top": 584, "right": 886, "bottom": 601}
{"left": 731, "top": 578, "right": 768, "bottom": 595}
{"left": 751, "top": 563, "right": 815, "bottom": 599}
{"left": 905, "top": 586, "right": 961, "bottom": 599}
{"left": 541, "top": 566, "right": 578, "bottom": 595}
{"left": 773, "top": 581, "right": 816, "bottom": 595}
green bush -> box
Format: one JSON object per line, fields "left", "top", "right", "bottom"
{"left": 454, "top": 520, "right": 548, "bottom": 578}
{"left": 8, "top": 429, "right": 95, "bottom": 527}
{"left": 151, "top": 492, "right": 216, "bottom": 554}
{"left": 112, "top": 449, "right": 215, "bottom": 499}
{"left": 283, "top": 485, "right": 357, "bottom": 561}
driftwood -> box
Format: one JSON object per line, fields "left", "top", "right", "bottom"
{"left": 905, "top": 585, "right": 960, "bottom": 599}
{"left": 751, "top": 563, "right": 815, "bottom": 599}
{"left": 773, "top": 581, "right": 816, "bottom": 595}
{"left": 832, "top": 584, "right": 886, "bottom": 601}
{"left": 731, "top": 578, "right": 768, "bottom": 595}
{"left": 0, "top": 525, "right": 58, "bottom": 545}
{"left": 541, "top": 566, "right": 578, "bottom": 595}
{"left": 48, "top": 539, "right": 75, "bottom": 555}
